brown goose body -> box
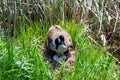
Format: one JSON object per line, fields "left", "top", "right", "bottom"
{"left": 45, "top": 25, "right": 73, "bottom": 59}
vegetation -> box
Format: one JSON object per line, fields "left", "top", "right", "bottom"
{"left": 0, "top": 0, "right": 120, "bottom": 80}
{"left": 0, "top": 22, "right": 119, "bottom": 80}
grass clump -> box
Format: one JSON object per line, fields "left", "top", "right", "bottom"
{"left": 0, "top": 21, "right": 119, "bottom": 80}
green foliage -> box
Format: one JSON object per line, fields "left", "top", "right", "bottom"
{"left": 0, "top": 21, "right": 118, "bottom": 80}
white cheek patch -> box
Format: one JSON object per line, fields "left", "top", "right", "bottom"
{"left": 58, "top": 38, "right": 60, "bottom": 43}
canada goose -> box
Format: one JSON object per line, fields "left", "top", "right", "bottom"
{"left": 45, "top": 25, "right": 73, "bottom": 63}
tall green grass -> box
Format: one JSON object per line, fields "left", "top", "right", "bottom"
{"left": 0, "top": 21, "right": 119, "bottom": 80}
